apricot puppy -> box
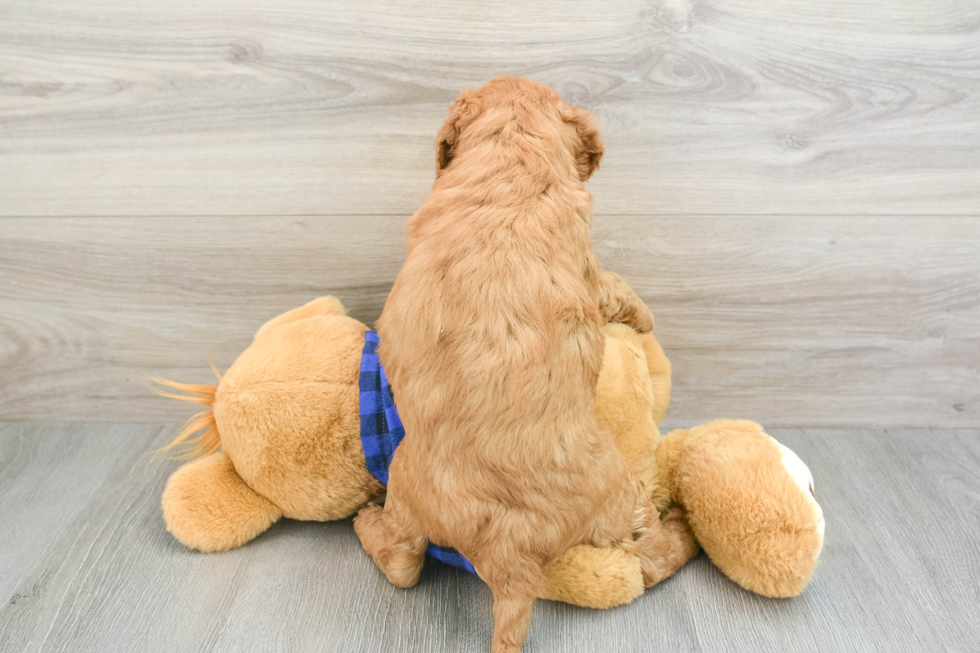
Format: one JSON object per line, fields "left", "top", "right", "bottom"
{"left": 354, "top": 76, "right": 696, "bottom": 652}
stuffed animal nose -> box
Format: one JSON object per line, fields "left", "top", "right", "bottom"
{"left": 768, "top": 436, "right": 825, "bottom": 560}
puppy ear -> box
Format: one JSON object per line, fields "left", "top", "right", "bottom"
{"left": 563, "top": 106, "right": 604, "bottom": 181}
{"left": 436, "top": 91, "right": 478, "bottom": 172}
{"left": 436, "top": 113, "right": 459, "bottom": 172}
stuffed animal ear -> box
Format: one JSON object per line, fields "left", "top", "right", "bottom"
{"left": 562, "top": 105, "right": 604, "bottom": 181}
{"left": 436, "top": 91, "right": 479, "bottom": 172}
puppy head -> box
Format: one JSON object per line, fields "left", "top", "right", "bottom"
{"left": 435, "top": 76, "right": 604, "bottom": 182}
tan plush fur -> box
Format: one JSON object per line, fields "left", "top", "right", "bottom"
{"left": 539, "top": 545, "right": 642, "bottom": 608}
{"left": 357, "top": 76, "right": 690, "bottom": 652}
{"left": 160, "top": 296, "right": 823, "bottom": 611}
{"left": 212, "top": 302, "right": 381, "bottom": 522}
{"left": 593, "top": 329, "right": 823, "bottom": 598}
{"left": 658, "top": 421, "right": 824, "bottom": 598}
{"left": 162, "top": 452, "right": 281, "bottom": 551}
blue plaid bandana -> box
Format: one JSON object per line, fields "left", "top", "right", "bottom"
{"left": 359, "top": 330, "right": 476, "bottom": 575}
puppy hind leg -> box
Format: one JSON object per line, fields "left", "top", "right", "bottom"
{"left": 353, "top": 500, "right": 427, "bottom": 589}
{"left": 635, "top": 502, "right": 698, "bottom": 588}
{"left": 589, "top": 475, "right": 697, "bottom": 589}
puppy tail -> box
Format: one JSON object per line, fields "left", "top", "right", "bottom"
{"left": 151, "top": 360, "right": 223, "bottom": 459}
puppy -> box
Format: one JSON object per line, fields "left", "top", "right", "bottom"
{"left": 354, "top": 76, "right": 696, "bottom": 652}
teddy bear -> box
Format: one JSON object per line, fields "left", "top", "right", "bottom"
{"left": 158, "top": 296, "right": 824, "bottom": 608}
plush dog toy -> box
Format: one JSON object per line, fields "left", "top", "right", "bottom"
{"left": 158, "top": 297, "right": 824, "bottom": 607}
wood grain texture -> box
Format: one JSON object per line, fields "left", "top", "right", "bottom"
{"left": 1, "top": 423, "right": 978, "bottom": 652}
{"left": 1, "top": 0, "right": 978, "bottom": 217}
{"left": 1, "top": 215, "right": 977, "bottom": 426}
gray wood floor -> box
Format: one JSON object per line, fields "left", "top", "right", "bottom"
{"left": 1, "top": 422, "right": 977, "bottom": 652}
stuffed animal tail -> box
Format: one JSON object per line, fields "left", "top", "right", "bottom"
{"left": 152, "top": 360, "right": 222, "bottom": 459}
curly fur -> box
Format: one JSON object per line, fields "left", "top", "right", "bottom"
{"left": 353, "top": 76, "right": 694, "bottom": 652}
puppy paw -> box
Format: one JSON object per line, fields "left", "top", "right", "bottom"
{"left": 597, "top": 271, "right": 654, "bottom": 333}
{"left": 628, "top": 302, "right": 655, "bottom": 334}
{"left": 353, "top": 504, "right": 385, "bottom": 550}
{"left": 662, "top": 506, "right": 699, "bottom": 563}
{"left": 640, "top": 506, "right": 698, "bottom": 587}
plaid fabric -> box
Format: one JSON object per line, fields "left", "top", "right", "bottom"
{"left": 359, "top": 330, "right": 476, "bottom": 575}
{"left": 426, "top": 544, "right": 477, "bottom": 574}
{"left": 359, "top": 330, "right": 404, "bottom": 485}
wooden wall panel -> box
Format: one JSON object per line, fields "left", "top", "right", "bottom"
{"left": 1, "top": 0, "right": 978, "bottom": 217}
{"left": 1, "top": 0, "right": 977, "bottom": 426}
{"left": 1, "top": 215, "right": 976, "bottom": 426}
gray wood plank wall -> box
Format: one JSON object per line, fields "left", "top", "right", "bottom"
{"left": 1, "top": 0, "right": 978, "bottom": 426}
